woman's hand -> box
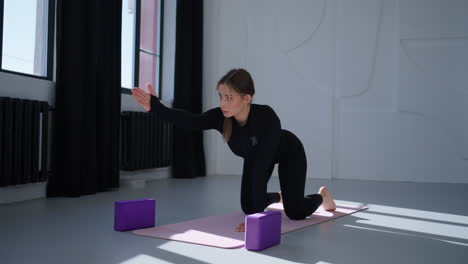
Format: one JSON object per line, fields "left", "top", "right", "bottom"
{"left": 132, "top": 83, "right": 157, "bottom": 112}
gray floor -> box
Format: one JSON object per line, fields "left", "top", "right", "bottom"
{"left": 1, "top": 175, "right": 468, "bottom": 264}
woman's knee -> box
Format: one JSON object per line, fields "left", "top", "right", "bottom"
{"left": 283, "top": 197, "right": 307, "bottom": 220}
{"left": 284, "top": 208, "right": 306, "bottom": 220}
{"left": 241, "top": 195, "right": 267, "bottom": 215}
{"left": 241, "top": 202, "right": 264, "bottom": 215}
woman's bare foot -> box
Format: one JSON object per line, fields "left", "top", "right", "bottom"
{"left": 236, "top": 222, "right": 245, "bottom": 232}
{"left": 319, "top": 186, "right": 336, "bottom": 211}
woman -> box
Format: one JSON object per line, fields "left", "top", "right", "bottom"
{"left": 132, "top": 68, "right": 336, "bottom": 232}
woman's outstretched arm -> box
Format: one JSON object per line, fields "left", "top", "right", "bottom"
{"left": 132, "top": 83, "right": 222, "bottom": 131}
{"left": 149, "top": 95, "right": 222, "bottom": 131}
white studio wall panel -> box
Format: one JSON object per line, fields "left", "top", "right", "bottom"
{"left": 397, "top": 0, "right": 468, "bottom": 182}
{"left": 204, "top": 0, "right": 335, "bottom": 179}
{"left": 203, "top": 0, "right": 468, "bottom": 183}
{"left": 336, "top": 0, "right": 399, "bottom": 182}
{"left": 203, "top": 0, "right": 221, "bottom": 178}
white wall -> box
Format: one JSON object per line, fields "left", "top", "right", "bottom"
{"left": 203, "top": 0, "right": 468, "bottom": 183}
{"left": 0, "top": 72, "right": 55, "bottom": 203}
{"left": 0, "top": 71, "right": 55, "bottom": 103}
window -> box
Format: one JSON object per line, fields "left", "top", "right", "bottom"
{"left": 0, "top": 0, "right": 55, "bottom": 80}
{"left": 121, "top": 0, "right": 163, "bottom": 96}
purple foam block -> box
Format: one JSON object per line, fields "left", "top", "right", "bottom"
{"left": 245, "top": 210, "right": 281, "bottom": 251}
{"left": 114, "top": 199, "right": 156, "bottom": 231}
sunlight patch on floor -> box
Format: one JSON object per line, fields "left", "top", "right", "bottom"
{"left": 119, "top": 254, "right": 174, "bottom": 264}
{"left": 344, "top": 224, "right": 468, "bottom": 246}
{"left": 335, "top": 200, "right": 468, "bottom": 242}
{"left": 157, "top": 241, "right": 299, "bottom": 264}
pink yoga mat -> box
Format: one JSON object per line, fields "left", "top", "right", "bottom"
{"left": 132, "top": 203, "right": 368, "bottom": 249}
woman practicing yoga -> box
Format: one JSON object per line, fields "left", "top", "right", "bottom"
{"left": 132, "top": 68, "right": 336, "bottom": 232}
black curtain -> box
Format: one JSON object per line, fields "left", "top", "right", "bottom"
{"left": 47, "top": 0, "right": 121, "bottom": 197}
{"left": 172, "top": 0, "right": 205, "bottom": 178}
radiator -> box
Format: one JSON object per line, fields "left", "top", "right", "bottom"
{"left": 0, "top": 97, "right": 49, "bottom": 187}
{"left": 120, "top": 111, "right": 172, "bottom": 170}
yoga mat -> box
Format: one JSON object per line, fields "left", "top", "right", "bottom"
{"left": 132, "top": 203, "right": 368, "bottom": 249}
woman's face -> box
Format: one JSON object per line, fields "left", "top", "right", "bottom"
{"left": 217, "top": 83, "right": 251, "bottom": 117}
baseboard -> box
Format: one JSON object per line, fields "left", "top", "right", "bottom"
{"left": 120, "top": 166, "right": 171, "bottom": 189}
{"left": 0, "top": 167, "right": 171, "bottom": 204}
{"left": 0, "top": 182, "right": 47, "bottom": 204}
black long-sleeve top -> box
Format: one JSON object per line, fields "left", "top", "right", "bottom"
{"left": 150, "top": 95, "right": 283, "bottom": 178}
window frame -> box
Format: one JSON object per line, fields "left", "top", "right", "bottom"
{"left": 0, "top": 0, "right": 55, "bottom": 81}
{"left": 121, "top": 0, "right": 164, "bottom": 97}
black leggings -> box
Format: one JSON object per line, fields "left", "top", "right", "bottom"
{"left": 240, "top": 129, "right": 323, "bottom": 220}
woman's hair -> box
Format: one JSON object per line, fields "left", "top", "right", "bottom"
{"left": 217, "top": 68, "right": 255, "bottom": 142}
